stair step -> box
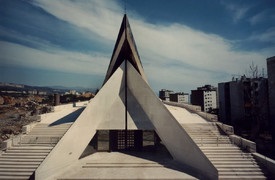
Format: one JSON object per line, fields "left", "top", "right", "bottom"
{"left": 16, "top": 144, "right": 55, "bottom": 146}
{"left": 202, "top": 150, "right": 242, "bottom": 153}
{"left": 0, "top": 175, "right": 30, "bottom": 180}
{"left": 0, "top": 168, "right": 35, "bottom": 172}
{"left": 0, "top": 155, "right": 46, "bottom": 159}
{"left": 219, "top": 175, "right": 266, "bottom": 179}
{"left": 6, "top": 149, "right": 51, "bottom": 153}
{"left": 207, "top": 156, "right": 254, "bottom": 159}
{"left": 0, "top": 158, "right": 43, "bottom": 162}
{"left": 212, "top": 161, "right": 257, "bottom": 165}
{"left": 215, "top": 164, "right": 260, "bottom": 168}
{"left": 219, "top": 171, "right": 265, "bottom": 175}
{"left": 208, "top": 158, "right": 254, "bottom": 161}
{"left": 200, "top": 146, "right": 239, "bottom": 149}
{"left": 204, "top": 152, "right": 247, "bottom": 155}
{"left": 217, "top": 168, "right": 263, "bottom": 172}
{"left": 1, "top": 152, "right": 48, "bottom": 156}
{"left": 8, "top": 146, "right": 52, "bottom": 150}
{"left": 0, "top": 172, "right": 32, "bottom": 176}
{"left": 0, "top": 165, "right": 37, "bottom": 169}
{"left": 192, "top": 139, "right": 231, "bottom": 141}
{"left": 0, "top": 161, "right": 41, "bottom": 165}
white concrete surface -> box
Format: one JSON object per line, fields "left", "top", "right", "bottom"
{"left": 165, "top": 104, "right": 208, "bottom": 124}
{"left": 55, "top": 152, "right": 197, "bottom": 180}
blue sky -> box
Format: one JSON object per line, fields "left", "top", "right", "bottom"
{"left": 0, "top": 0, "right": 274, "bottom": 93}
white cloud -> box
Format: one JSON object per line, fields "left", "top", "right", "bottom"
{"left": 0, "top": 41, "right": 109, "bottom": 75}
{"left": 249, "top": 9, "right": 275, "bottom": 26}
{"left": 131, "top": 20, "right": 267, "bottom": 87}
{"left": 221, "top": 1, "right": 251, "bottom": 23}
{"left": 250, "top": 27, "right": 275, "bottom": 43}
{"left": 249, "top": 11, "right": 266, "bottom": 25}
{"left": 32, "top": 0, "right": 123, "bottom": 42}
{"left": 1, "top": 0, "right": 271, "bottom": 92}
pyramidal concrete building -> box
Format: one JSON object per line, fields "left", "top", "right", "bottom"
{"left": 1, "top": 15, "right": 274, "bottom": 180}
{"left": 34, "top": 14, "right": 216, "bottom": 180}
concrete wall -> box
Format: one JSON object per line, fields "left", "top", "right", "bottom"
{"left": 216, "top": 122, "right": 234, "bottom": 135}
{"left": 229, "top": 134, "right": 256, "bottom": 153}
{"left": 253, "top": 152, "right": 275, "bottom": 177}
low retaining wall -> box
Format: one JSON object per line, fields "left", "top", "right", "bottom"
{"left": 253, "top": 153, "right": 275, "bottom": 177}
{"left": 0, "top": 135, "right": 23, "bottom": 150}
{"left": 53, "top": 103, "right": 74, "bottom": 111}
{"left": 196, "top": 111, "right": 218, "bottom": 122}
{"left": 22, "top": 122, "right": 38, "bottom": 134}
{"left": 216, "top": 122, "right": 234, "bottom": 135}
{"left": 229, "top": 135, "right": 256, "bottom": 153}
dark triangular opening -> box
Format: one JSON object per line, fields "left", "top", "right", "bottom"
{"left": 103, "top": 14, "right": 143, "bottom": 85}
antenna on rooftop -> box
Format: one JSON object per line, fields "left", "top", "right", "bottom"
{"left": 124, "top": 0, "right": 127, "bottom": 14}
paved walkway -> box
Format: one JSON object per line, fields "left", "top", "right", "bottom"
{"left": 56, "top": 152, "right": 197, "bottom": 180}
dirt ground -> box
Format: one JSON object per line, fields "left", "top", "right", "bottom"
{"left": 0, "top": 105, "right": 51, "bottom": 147}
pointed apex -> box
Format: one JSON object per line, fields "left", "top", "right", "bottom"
{"left": 103, "top": 15, "right": 147, "bottom": 85}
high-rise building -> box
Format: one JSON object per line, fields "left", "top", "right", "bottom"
{"left": 191, "top": 85, "right": 217, "bottom": 112}
{"left": 218, "top": 76, "right": 269, "bottom": 132}
{"left": 159, "top": 89, "right": 173, "bottom": 101}
{"left": 169, "top": 92, "right": 189, "bottom": 104}
{"left": 267, "top": 56, "right": 275, "bottom": 142}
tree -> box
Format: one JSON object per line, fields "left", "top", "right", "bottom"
{"left": 248, "top": 61, "right": 259, "bottom": 78}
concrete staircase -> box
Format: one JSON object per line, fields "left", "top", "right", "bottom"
{"left": 0, "top": 123, "right": 72, "bottom": 180}
{"left": 182, "top": 123, "right": 267, "bottom": 180}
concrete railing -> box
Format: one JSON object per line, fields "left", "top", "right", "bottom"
{"left": 216, "top": 122, "right": 234, "bottom": 135}
{"left": 196, "top": 111, "right": 218, "bottom": 122}
{"left": 53, "top": 103, "right": 74, "bottom": 111}
{"left": 53, "top": 101, "right": 88, "bottom": 112}
{"left": 229, "top": 134, "right": 256, "bottom": 153}
{"left": 22, "top": 122, "right": 38, "bottom": 134}
{"left": 0, "top": 134, "right": 23, "bottom": 150}
{"left": 253, "top": 153, "right": 275, "bottom": 177}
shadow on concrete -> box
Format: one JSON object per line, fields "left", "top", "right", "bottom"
{"left": 49, "top": 107, "right": 85, "bottom": 126}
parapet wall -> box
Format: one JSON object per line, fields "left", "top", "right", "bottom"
{"left": 253, "top": 153, "right": 275, "bottom": 177}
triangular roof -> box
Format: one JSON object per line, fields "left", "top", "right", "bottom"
{"left": 103, "top": 14, "right": 147, "bottom": 85}
{"left": 35, "top": 15, "right": 217, "bottom": 180}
